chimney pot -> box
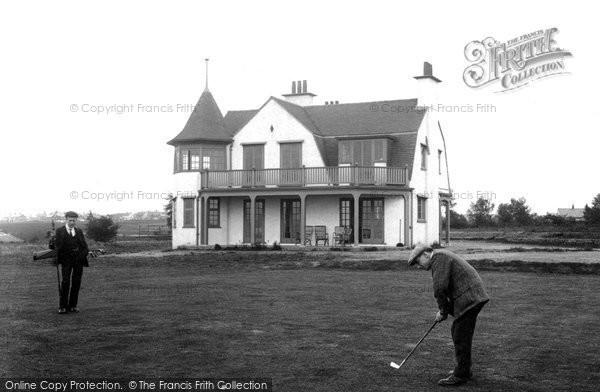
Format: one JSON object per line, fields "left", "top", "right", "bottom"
{"left": 424, "top": 62, "right": 433, "bottom": 77}
{"left": 292, "top": 81, "right": 296, "bottom": 94}
{"left": 297, "top": 80, "right": 302, "bottom": 93}
{"left": 302, "top": 80, "right": 307, "bottom": 94}
{"left": 335, "top": 100, "right": 339, "bottom": 104}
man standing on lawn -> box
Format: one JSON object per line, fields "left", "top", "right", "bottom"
{"left": 408, "top": 245, "right": 489, "bottom": 386}
{"left": 55, "top": 211, "right": 89, "bottom": 314}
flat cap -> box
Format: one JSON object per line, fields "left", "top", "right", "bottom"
{"left": 64, "top": 211, "right": 79, "bottom": 218}
{"left": 407, "top": 244, "right": 432, "bottom": 266}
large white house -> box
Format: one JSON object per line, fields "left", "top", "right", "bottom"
{"left": 168, "top": 62, "right": 452, "bottom": 248}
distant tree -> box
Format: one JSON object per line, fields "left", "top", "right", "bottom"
{"left": 164, "top": 193, "right": 173, "bottom": 229}
{"left": 467, "top": 197, "right": 495, "bottom": 227}
{"left": 86, "top": 213, "right": 119, "bottom": 242}
{"left": 496, "top": 203, "right": 513, "bottom": 226}
{"left": 584, "top": 194, "right": 600, "bottom": 225}
{"left": 449, "top": 209, "right": 470, "bottom": 229}
{"left": 510, "top": 197, "right": 533, "bottom": 225}
{"left": 495, "top": 197, "right": 533, "bottom": 226}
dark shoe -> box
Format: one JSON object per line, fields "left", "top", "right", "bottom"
{"left": 448, "top": 370, "right": 472, "bottom": 379}
{"left": 68, "top": 307, "right": 79, "bottom": 313}
{"left": 58, "top": 308, "right": 67, "bottom": 314}
{"left": 438, "top": 375, "right": 467, "bottom": 386}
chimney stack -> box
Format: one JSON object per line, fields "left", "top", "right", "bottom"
{"left": 413, "top": 61, "right": 442, "bottom": 109}
{"left": 282, "top": 79, "right": 316, "bottom": 106}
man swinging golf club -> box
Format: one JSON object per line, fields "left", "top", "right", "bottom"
{"left": 408, "top": 245, "right": 489, "bottom": 386}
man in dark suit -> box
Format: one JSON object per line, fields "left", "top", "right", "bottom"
{"left": 408, "top": 245, "right": 489, "bottom": 386}
{"left": 55, "top": 211, "right": 89, "bottom": 314}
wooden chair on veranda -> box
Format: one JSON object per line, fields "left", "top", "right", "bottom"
{"left": 314, "top": 225, "right": 329, "bottom": 246}
{"left": 304, "top": 226, "right": 314, "bottom": 246}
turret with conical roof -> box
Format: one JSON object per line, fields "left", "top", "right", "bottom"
{"left": 167, "top": 87, "right": 232, "bottom": 145}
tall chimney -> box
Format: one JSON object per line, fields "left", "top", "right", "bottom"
{"left": 413, "top": 61, "right": 442, "bottom": 109}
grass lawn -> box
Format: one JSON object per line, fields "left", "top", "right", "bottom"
{"left": 1, "top": 248, "right": 599, "bottom": 391}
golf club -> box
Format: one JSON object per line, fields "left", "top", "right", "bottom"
{"left": 390, "top": 320, "right": 438, "bottom": 370}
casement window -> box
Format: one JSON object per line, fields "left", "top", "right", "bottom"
{"left": 182, "top": 152, "right": 189, "bottom": 171}
{"left": 183, "top": 198, "right": 195, "bottom": 227}
{"left": 243, "top": 144, "right": 265, "bottom": 170}
{"left": 202, "top": 146, "right": 226, "bottom": 170}
{"left": 421, "top": 144, "right": 428, "bottom": 170}
{"left": 280, "top": 142, "right": 302, "bottom": 168}
{"left": 190, "top": 153, "right": 200, "bottom": 170}
{"left": 208, "top": 198, "right": 220, "bottom": 228}
{"left": 338, "top": 139, "right": 387, "bottom": 165}
{"left": 175, "top": 145, "right": 226, "bottom": 172}
{"left": 417, "top": 196, "right": 427, "bottom": 222}
{"left": 438, "top": 150, "right": 443, "bottom": 174}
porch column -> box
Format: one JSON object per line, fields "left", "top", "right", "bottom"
{"left": 250, "top": 195, "right": 256, "bottom": 245}
{"left": 353, "top": 193, "right": 360, "bottom": 246}
{"left": 405, "top": 192, "right": 413, "bottom": 247}
{"left": 203, "top": 196, "right": 209, "bottom": 245}
{"left": 445, "top": 201, "right": 451, "bottom": 244}
{"left": 300, "top": 194, "right": 306, "bottom": 246}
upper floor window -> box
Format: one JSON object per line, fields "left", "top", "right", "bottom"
{"left": 280, "top": 142, "right": 302, "bottom": 168}
{"left": 175, "top": 145, "right": 226, "bottom": 172}
{"left": 421, "top": 144, "right": 428, "bottom": 170}
{"left": 417, "top": 196, "right": 427, "bottom": 222}
{"left": 338, "top": 139, "right": 387, "bottom": 166}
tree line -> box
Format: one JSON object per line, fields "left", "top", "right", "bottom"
{"left": 450, "top": 193, "right": 600, "bottom": 228}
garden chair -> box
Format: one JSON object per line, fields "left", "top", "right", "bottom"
{"left": 304, "top": 226, "right": 314, "bottom": 246}
{"left": 314, "top": 225, "right": 329, "bottom": 246}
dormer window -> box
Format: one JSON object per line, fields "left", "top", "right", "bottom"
{"left": 338, "top": 139, "right": 387, "bottom": 166}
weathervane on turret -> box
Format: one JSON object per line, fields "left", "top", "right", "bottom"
{"left": 204, "top": 58, "right": 209, "bottom": 90}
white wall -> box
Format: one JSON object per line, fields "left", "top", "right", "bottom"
{"left": 171, "top": 196, "right": 197, "bottom": 248}
{"left": 410, "top": 108, "right": 451, "bottom": 246}
{"left": 231, "top": 99, "right": 325, "bottom": 170}
{"left": 384, "top": 196, "right": 404, "bottom": 246}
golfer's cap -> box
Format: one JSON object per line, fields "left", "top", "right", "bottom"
{"left": 407, "top": 244, "right": 432, "bottom": 266}
{"left": 65, "top": 211, "right": 79, "bottom": 218}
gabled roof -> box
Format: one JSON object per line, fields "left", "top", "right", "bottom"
{"left": 223, "top": 109, "right": 258, "bottom": 135}
{"left": 557, "top": 208, "right": 584, "bottom": 218}
{"left": 167, "top": 89, "right": 232, "bottom": 145}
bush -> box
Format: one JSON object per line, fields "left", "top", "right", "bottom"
{"left": 271, "top": 241, "right": 282, "bottom": 251}
{"left": 86, "top": 213, "right": 119, "bottom": 242}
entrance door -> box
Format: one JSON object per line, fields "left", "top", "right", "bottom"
{"left": 280, "top": 199, "right": 301, "bottom": 244}
{"left": 243, "top": 199, "right": 265, "bottom": 244}
{"left": 339, "top": 198, "right": 354, "bottom": 243}
{"left": 360, "top": 198, "right": 384, "bottom": 244}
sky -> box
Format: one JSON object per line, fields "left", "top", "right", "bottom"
{"left": 0, "top": 0, "right": 598, "bottom": 217}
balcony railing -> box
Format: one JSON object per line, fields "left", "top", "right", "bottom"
{"left": 200, "top": 165, "right": 408, "bottom": 189}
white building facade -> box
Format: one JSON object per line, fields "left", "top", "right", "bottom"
{"left": 168, "top": 63, "right": 452, "bottom": 248}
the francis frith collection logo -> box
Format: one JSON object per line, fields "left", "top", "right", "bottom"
{"left": 463, "top": 28, "right": 572, "bottom": 92}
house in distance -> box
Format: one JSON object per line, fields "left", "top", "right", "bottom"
{"left": 167, "top": 62, "right": 452, "bottom": 248}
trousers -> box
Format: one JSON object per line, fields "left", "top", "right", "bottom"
{"left": 451, "top": 302, "right": 486, "bottom": 378}
{"left": 60, "top": 262, "right": 84, "bottom": 309}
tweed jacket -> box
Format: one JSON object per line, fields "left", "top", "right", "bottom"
{"left": 430, "top": 249, "right": 489, "bottom": 319}
{"left": 55, "top": 225, "right": 89, "bottom": 267}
